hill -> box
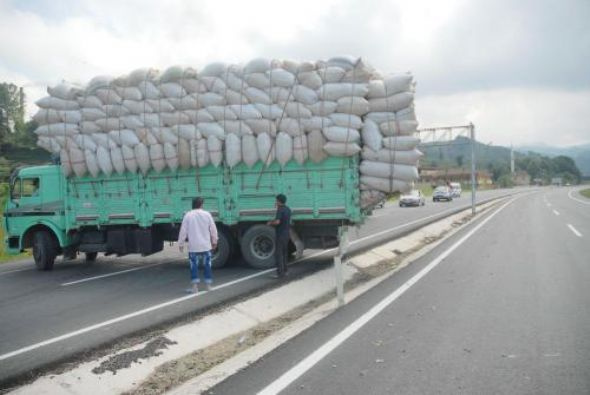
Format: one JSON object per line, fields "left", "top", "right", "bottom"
{"left": 517, "top": 143, "right": 590, "bottom": 177}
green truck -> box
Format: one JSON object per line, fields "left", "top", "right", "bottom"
{"left": 3, "top": 157, "right": 364, "bottom": 270}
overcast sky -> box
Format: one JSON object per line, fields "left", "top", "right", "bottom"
{"left": 1, "top": 0, "right": 589, "bottom": 147}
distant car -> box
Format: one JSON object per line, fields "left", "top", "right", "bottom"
{"left": 449, "top": 182, "right": 462, "bottom": 198}
{"left": 433, "top": 186, "right": 453, "bottom": 202}
{"left": 399, "top": 190, "right": 426, "bottom": 207}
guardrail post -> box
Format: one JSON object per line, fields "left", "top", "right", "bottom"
{"left": 334, "top": 225, "right": 349, "bottom": 306}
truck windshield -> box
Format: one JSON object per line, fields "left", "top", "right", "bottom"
{"left": 10, "top": 177, "right": 40, "bottom": 200}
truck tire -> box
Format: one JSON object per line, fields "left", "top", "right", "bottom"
{"left": 241, "top": 225, "right": 276, "bottom": 269}
{"left": 33, "top": 231, "right": 57, "bottom": 271}
{"left": 212, "top": 230, "right": 231, "bottom": 269}
{"left": 85, "top": 252, "right": 98, "bottom": 262}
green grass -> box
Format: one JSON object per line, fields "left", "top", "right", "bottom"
{"left": 580, "top": 188, "right": 590, "bottom": 199}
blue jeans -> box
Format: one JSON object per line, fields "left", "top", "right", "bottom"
{"left": 189, "top": 251, "right": 212, "bottom": 284}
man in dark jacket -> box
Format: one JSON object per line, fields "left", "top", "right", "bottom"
{"left": 267, "top": 194, "right": 291, "bottom": 278}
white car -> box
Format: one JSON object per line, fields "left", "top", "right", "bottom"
{"left": 399, "top": 190, "right": 426, "bottom": 207}
{"left": 433, "top": 186, "right": 453, "bottom": 202}
{"left": 449, "top": 182, "right": 462, "bottom": 198}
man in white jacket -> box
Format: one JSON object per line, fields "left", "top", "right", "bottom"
{"left": 178, "top": 197, "right": 218, "bottom": 293}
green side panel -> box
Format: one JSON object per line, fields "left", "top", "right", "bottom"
{"left": 64, "top": 157, "right": 362, "bottom": 229}
{"left": 229, "top": 157, "right": 362, "bottom": 224}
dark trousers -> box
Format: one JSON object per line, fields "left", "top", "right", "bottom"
{"left": 275, "top": 234, "right": 289, "bottom": 277}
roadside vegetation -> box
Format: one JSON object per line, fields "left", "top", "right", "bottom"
{"left": 580, "top": 188, "right": 590, "bottom": 199}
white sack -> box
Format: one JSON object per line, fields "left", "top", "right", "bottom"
{"left": 229, "top": 104, "right": 262, "bottom": 120}
{"left": 308, "top": 101, "right": 338, "bottom": 116}
{"left": 300, "top": 117, "right": 332, "bottom": 132}
{"left": 184, "top": 109, "right": 215, "bottom": 123}
{"left": 382, "top": 136, "right": 420, "bottom": 150}
{"left": 329, "top": 113, "right": 363, "bottom": 129}
{"left": 297, "top": 71, "right": 323, "bottom": 90}
{"left": 110, "top": 147, "right": 125, "bottom": 175}
{"left": 109, "top": 129, "right": 141, "bottom": 147}
{"left": 207, "top": 136, "right": 223, "bottom": 167}
{"left": 257, "top": 133, "right": 274, "bottom": 165}
{"left": 164, "top": 142, "right": 179, "bottom": 171}
{"left": 293, "top": 134, "right": 308, "bottom": 164}
{"left": 96, "top": 146, "right": 113, "bottom": 176}
{"left": 85, "top": 149, "right": 100, "bottom": 177}
{"left": 245, "top": 73, "right": 270, "bottom": 90}
{"left": 360, "top": 176, "right": 412, "bottom": 193}
{"left": 60, "top": 149, "right": 72, "bottom": 177}
{"left": 207, "top": 105, "right": 237, "bottom": 121}
{"left": 78, "top": 96, "right": 103, "bottom": 109}
{"left": 74, "top": 135, "right": 97, "bottom": 151}
{"left": 138, "top": 81, "right": 161, "bottom": 99}
{"left": 36, "top": 96, "right": 80, "bottom": 110}
{"left": 81, "top": 108, "right": 106, "bottom": 121}
{"left": 197, "top": 138, "right": 210, "bottom": 168}
{"left": 282, "top": 102, "right": 312, "bottom": 118}
{"left": 178, "top": 138, "right": 191, "bottom": 169}
{"left": 268, "top": 69, "right": 295, "bottom": 87}
{"left": 225, "top": 133, "right": 241, "bottom": 168}
{"left": 359, "top": 161, "right": 419, "bottom": 182}
{"left": 219, "top": 120, "right": 253, "bottom": 135}
{"left": 198, "top": 123, "right": 226, "bottom": 139}
{"left": 95, "top": 88, "right": 122, "bottom": 105}
{"left": 308, "top": 130, "right": 328, "bottom": 163}
{"left": 135, "top": 143, "right": 151, "bottom": 174}
{"left": 369, "top": 92, "right": 414, "bottom": 113}
{"left": 70, "top": 147, "right": 87, "bottom": 177}
{"left": 318, "top": 66, "right": 346, "bottom": 83}
{"left": 159, "top": 82, "right": 186, "bottom": 98}
{"left": 95, "top": 118, "right": 122, "bottom": 132}
{"left": 276, "top": 132, "right": 293, "bottom": 166}
{"left": 146, "top": 99, "right": 175, "bottom": 113}
{"left": 242, "top": 134, "right": 259, "bottom": 167}
{"left": 292, "top": 85, "right": 317, "bottom": 104}
{"left": 318, "top": 83, "right": 368, "bottom": 100}
{"left": 150, "top": 144, "right": 166, "bottom": 173}
{"left": 117, "top": 86, "right": 143, "bottom": 101}
{"left": 122, "top": 145, "right": 138, "bottom": 174}
{"left": 323, "top": 142, "right": 361, "bottom": 157}
{"left": 245, "top": 119, "right": 277, "bottom": 136}
{"left": 48, "top": 83, "right": 81, "bottom": 100}
{"left": 361, "top": 119, "right": 382, "bottom": 151}
{"left": 336, "top": 96, "right": 370, "bottom": 116}
{"left": 277, "top": 118, "right": 304, "bottom": 137}
{"left": 322, "top": 126, "right": 360, "bottom": 143}
{"left": 361, "top": 147, "right": 423, "bottom": 165}
{"left": 379, "top": 120, "right": 419, "bottom": 136}
{"left": 255, "top": 103, "right": 284, "bottom": 119}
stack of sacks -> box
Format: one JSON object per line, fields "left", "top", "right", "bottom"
{"left": 32, "top": 56, "right": 421, "bottom": 209}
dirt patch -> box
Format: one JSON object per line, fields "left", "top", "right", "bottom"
{"left": 92, "top": 336, "right": 177, "bottom": 375}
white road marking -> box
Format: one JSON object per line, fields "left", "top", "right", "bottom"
{"left": 0, "top": 268, "right": 31, "bottom": 277}
{"left": 0, "top": 194, "right": 513, "bottom": 361}
{"left": 553, "top": 209, "right": 560, "bottom": 216}
{"left": 567, "top": 224, "right": 583, "bottom": 238}
{"left": 546, "top": 203, "right": 552, "bottom": 207}
{"left": 257, "top": 196, "right": 519, "bottom": 395}
{"left": 61, "top": 262, "right": 172, "bottom": 286}
{"left": 568, "top": 189, "right": 590, "bottom": 205}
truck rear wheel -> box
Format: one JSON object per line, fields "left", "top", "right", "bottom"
{"left": 211, "top": 230, "right": 231, "bottom": 269}
{"left": 33, "top": 231, "right": 57, "bottom": 271}
{"left": 241, "top": 225, "right": 276, "bottom": 269}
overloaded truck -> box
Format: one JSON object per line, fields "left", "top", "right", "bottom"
{"left": 3, "top": 157, "right": 362, "bottom": 270}
{"left": 2, "top": 57, "right": 421, "bottom": 270}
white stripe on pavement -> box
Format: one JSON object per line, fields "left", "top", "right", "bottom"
{"left": 567, "top": 224, "right": 583, "bottom": 238}
{"left": 257, "top": 196, "right": 520, "bottom": 395}
{"left": 61, "top": 262, "right": 171, "bottom": 286}
{"left": 568, "top": 189, "right": 590, "bottom": 205}
{"left": 553, "top": 209, "right": 560, "bottom": 216}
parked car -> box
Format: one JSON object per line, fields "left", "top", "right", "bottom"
{"left": 449, "top": 182, "right": 462, "bottom": 198}
{"left": 399, "top": 190, "right": 426, "bottom": 207}
{"left": 433, "top": 186, "right": 453, "bottom": 202}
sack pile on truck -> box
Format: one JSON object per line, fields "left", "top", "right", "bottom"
{"left": 32, "top": 56, "right": 422, "bottom": 209}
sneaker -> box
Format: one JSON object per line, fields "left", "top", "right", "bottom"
{"left": 203, "top": 283, "right": 212, "bottom": 291}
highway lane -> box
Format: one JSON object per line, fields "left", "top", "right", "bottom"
{"left": 0, "top": 188, "right": 518, "bottom": 384}
{"left": 208, "top": 188, "right": 590, "bottom": 394}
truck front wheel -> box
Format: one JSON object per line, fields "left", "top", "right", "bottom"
{"left": 33, "top": 231, "right": 57, "bottom": 271}
{"left": 241, "top": 225, "right": 276, "bottom": 269}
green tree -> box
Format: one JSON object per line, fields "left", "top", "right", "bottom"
{"left": 0, "top": 82, "right": 26, "bottom": 145}
{"left": 455, "top": 154, "right": 464, "bottom": 168}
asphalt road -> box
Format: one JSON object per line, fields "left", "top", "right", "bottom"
{"left": 208, "top": 187, "right": 590, "bottom": 395}
{"left": 0, "top": 188, "right": 518, "bottom": 385}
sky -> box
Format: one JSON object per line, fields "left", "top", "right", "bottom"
{"left": 1, "top": 0, "right": 589, "bottom": 147}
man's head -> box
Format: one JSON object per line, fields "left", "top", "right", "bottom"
{"left": 276, "top": 194, "right": 287, "bottom": 206}
{"left": 192, "top": 197, "right": 204, "bottom": 209}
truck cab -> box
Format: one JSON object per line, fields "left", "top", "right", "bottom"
{"left": 3, "top": 165, "right": 67, "bottom": 269}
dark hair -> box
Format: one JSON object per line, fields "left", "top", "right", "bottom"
{"left": 192, "top": 197, "right": 204, "bottom": 209}
{"left": 276, "top": 194, "right": 287, "bottom": 204}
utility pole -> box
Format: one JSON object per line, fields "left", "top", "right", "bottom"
{"left": 470, "top": 123, "right": 476, "bottom": 215}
